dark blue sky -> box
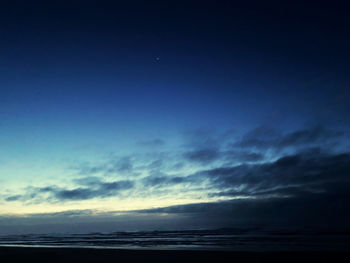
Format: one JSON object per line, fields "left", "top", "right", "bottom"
{"left": 0, "top": 0, "right": 349, "bottom": 233}
{"left": 1, "top": 1, "right": 349, "bottom": 129}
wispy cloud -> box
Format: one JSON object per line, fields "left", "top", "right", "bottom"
{"left": 235, "top": 125, "right": 344, "bottom": 151}
{"left": 137, "top": 138, "right": 165, "bottom": 147}
{"left": 2, "top": 124, "right": 349, "bottom": 228}
{"left": 5, "top": 179, "right": 134, "bottom": 202}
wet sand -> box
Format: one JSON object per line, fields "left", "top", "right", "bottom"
{"left": 0, "top": 246, "right": 349, "bottom": 263}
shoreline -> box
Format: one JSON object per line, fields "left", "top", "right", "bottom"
{"left": 1, "top": 246, "right": 350, "bottom": 263}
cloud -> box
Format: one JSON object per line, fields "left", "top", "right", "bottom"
{"left": 116, "top": 157, "right": 133, "bottom": 172}
{"left": 77, "top": 164, "right": 107, "bottom": 175}
{"left": 183, "top": 147, "right": 221, "bottom": 164}
{"left": 277, "top": 126, "right": 344, "bottom": 148}
{"left": 201, "top": 150, "right": 350, "bottom": 201}
{"left": 2, "top": 149, "right": 350, "bottom": 231}
{"left": 142, "top": 173, "right": 199, "bottom": 188}
{"left": 74, "top": 156, "right": 135, "bottom": 176}
{"left": 5, "top": 179, "right": 135, "bottom": 202}
{"left": 183, "top": 127, "right": 219, "bottom": 148}
{"left": 235, "top": 125, "right": 344, "bottom": 151}
{"left": 5, "top": 148, "right": 350, "bottom": 208}
{"left": 135, "top": 193, "right": 350, "bottom": 227}
{"left": 181, "top": 128, "right": 225, "bottom": 164}
{"left": 181, "top": 127, "right": 267, "bottom": 165}
{"left": 147, "top": 159, "right": 163, "bottom": 170}
{"left": 172, "top": 162, "right": 185, "bottom": 170}
{"left": 4, "top": 195, "right": 21, "bottom": 202}
{"left": 54, "top": 188, "right": 97, "bottom": 201}
{"left": 2, "top": 122, "right": 349, "bottom": 231}
{"left": 52, "top": 180, "right": 134, "bottom": 201}
{"left": 137, "top": 138, "right": 165, "bottom": 147}
{"left": 183, "top": 147, "right": 264, "bottom": 165}
{"left": 223, "top": 150, "right": 264, "bottom": 162}
{"left": 73, "top": 176, "right": 103, "bottom": 186}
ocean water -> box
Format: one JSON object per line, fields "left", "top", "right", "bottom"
{"left": 0, "top": 228, "right": 350, "bottom": 251}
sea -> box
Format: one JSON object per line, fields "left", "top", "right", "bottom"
{"left": 0, "top": 227, "right": 350, "bottom": 251}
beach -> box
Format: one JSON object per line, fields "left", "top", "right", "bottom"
{"left": 0, "top": 247, "right": 349, "bottom": 263}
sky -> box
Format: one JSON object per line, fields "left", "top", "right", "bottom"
{"left": 0, "top": 0, "right": 350, "bottom": 234}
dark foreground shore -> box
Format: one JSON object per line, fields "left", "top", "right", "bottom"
{"left": 0, "top": 247, "right": 349, "bottom": 263}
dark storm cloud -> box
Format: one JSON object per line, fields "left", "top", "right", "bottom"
{"left": 74, "top": 147, "right": 350, "bottom": 200}
{"left": 138, "top": 147, "right": 350, "bottom": 226}
{"left": 235, "top": 125, "right": 344, "bottom": 150}
{"left": 52, "top": 180, "right": 134, "bottom": 201}
{"left": 201, "top": 150, "right": 350, "bottom": 200}
{"left": 137, "top": 146, "right": 350, "bottom": 202}
{"left": 136, "top": 194, "right": 350, "bottom": 227}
